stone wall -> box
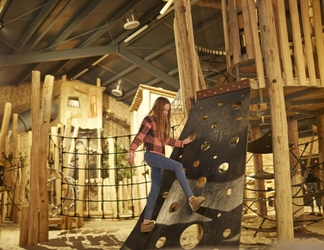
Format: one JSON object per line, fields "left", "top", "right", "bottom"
{"left": 0, "top": 83, "right": 33, "bottom": 119}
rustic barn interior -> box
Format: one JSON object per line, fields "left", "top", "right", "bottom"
{"left": 1, "top": 0, "right": 324, "bottom": 249}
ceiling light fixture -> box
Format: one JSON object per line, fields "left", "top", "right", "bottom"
{"left": 156, "top": 6, "right": 174, "bottom": 20}
{"left": 160, "top": 0, "right": 174, "bottom": 15}
{"left": 111, "top": 79, "right": 123, "bottom": 97}
{"left": 124, "top": 12, "right": 140, "bottom": 30}
{"left": 123, "top": 24, "right": 149, "bottom": 43}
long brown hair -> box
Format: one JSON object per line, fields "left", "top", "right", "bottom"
{"left": 148, "top": 97, "right": 171, "bottom": 141}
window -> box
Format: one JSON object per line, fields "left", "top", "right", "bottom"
{"left": 67, "top": 96, "right": 80, "bottom": 108}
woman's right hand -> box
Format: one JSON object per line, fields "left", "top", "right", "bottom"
{"left": 128, "top": 151, "right": 134, "bottom": 166}
{"left": 183, "top": 138, "right": 192, "bottom": 145}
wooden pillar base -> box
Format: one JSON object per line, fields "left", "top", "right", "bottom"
{"left": 61, "top": 215, "right": 83, "bottom": 230}
{"left": 19, "top": 206, "right": 29, "bottom": 247}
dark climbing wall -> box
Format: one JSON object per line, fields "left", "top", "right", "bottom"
{"left": 122, "top": 80, "right": 250, "bottom": 250}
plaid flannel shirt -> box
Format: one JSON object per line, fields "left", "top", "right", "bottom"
{"left": 129, "top": 116, "right": 184, "bottom": 156}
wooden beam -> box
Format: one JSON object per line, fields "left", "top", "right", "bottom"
{"left": 194, "top": 0, "right": 222, "bottom": 9}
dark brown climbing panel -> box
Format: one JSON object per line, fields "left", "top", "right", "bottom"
{"left": 121, "top": 79, "right": 251, "bottom": 250}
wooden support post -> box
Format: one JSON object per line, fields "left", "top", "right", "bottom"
{"left": 22, "top": 71, "right": 54, "bottom": 246}
{"left": 132, "top": 175, "right": 140, "bottom": 216}
{"left": 11, "top": 114, "right": 20, "bottom": 223}
{"left": 221, "top": 0, "right": 231, "bottom": 71}
{"left": 19, "top": 132, "right": 32, "bottom": 246}
{"left": 60, "top": 115, "right": 77, "bottom": 217}
{"left": 4, "top": 134, "right": 11, "bottom": 217}
{"left": 227, "top": 0, "right": 241, "bottom": 65}
{"left": 0, "top": 103, "right": 12, "bottom": 187}
{"left": 103, "top": 178, "right": 112, "bottom": 215}
{"left": 62, "top": 112, "right": 72, "bottom": 176}
{"left": 312, "top": 0, "right": 324, "bottom": 87}
{"left": 258, "top": 0, "right": 294, "bottom": 241}
{"left": 246, "top": 0, "right": 266, "bottom": 88}
{"left": 174, "top": 0, "right": 202, "bottom": 116}
{"left": 299, "top": 0, "right": 317, "bottom": 87}
{"left": 108, "top": 137, "right": 117, "bottom": 217}
{"left": 289, "top": 0, "right": 307, "bottom": 86}
{"left": 76, "top": 143, "right": 85, "bottom": 226}
{"left": 196, "top": 53, "right": 207, "bottom": 90}
{"left": 19, "top": 206, "right": 29, "bottom": 246}
{"left": 241, "top": 0, "right": 255, "bottom": 59}
{"left": 50, "top": 127, "right": 61, "bottom": 207}
{"left": 1, "top": 191, "right": 8, "bottom": 222}
{"left": 273, "top": 0, "right": 294, "bottom": 86}
{"left": 288, "top": 120, "right": 304, "bottom": 220}
{"left": 122, "top": 178, "right": 129, "bottom": 214}
{"left": 38, "top": 74, "right": 54, "bottom": 242}
{"left": 288, "top": 0, "right": 307, "bottom": 85}
{"left": 306, "top": 133, "right": 315, "bottom": 169}
{"left": 118, "top": 180, "right": 123, "bottom": 214}
{"left": 27, "top": 71, "right": 42, "bottom": 246}
{"left": 173, "top": 24, "right": 187, "bottom": 117}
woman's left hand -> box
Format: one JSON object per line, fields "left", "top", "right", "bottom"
{"left": 128, "top": 151, "right": 134, "bottom": 166}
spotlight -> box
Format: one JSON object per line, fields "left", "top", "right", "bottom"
{"left": 124, "top": 12, "right": 140, "bottom": 30}
{"left": 111, "top": 79, "right": 123, "bottom": 97}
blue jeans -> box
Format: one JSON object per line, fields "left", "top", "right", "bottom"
{"left": 143, "top": 149, "right": 193, "bottom": 220}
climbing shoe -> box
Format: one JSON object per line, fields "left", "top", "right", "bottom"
{"left": 140, "top": 221, "right": 155, "bottom": 233}
{"left": 189, "top": 196, "right": 206, "bottom": 212}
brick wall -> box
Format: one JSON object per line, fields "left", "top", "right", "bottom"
{"left": 0, "top": 82, "right": 132, "bottom": 157}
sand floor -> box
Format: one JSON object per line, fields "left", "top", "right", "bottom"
{"left": 0, "top": 212, "right": 324, "bottom": 250}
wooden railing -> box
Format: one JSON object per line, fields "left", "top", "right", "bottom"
{"left": 224, "top": 0, "right": 324, "bottom": 88}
